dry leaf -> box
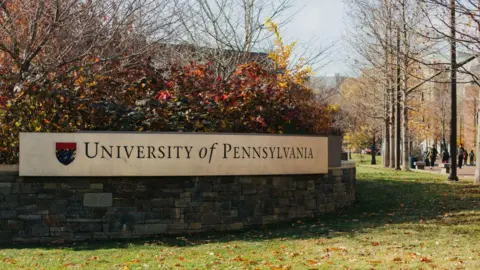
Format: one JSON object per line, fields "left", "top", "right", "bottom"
{"left": 420, "top": 257, "right": 432, "bottom": 263}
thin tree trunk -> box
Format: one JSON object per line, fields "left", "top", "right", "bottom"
{"left": 395, "top": 29, "right": 401, "bottom": 170}
{"left": 475, "top": 103, "right": 480, "bottom": 184}
{"left": 474, "top": 0, "right": 480, "bottom": 185}
{"left": 449, "top": 0, "right": 458, "bottom": 181}
{"left": 372, "top": 134, "right": 377, "bottom": 165}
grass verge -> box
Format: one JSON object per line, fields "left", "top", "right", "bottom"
{"left": 1, "top": 166, "right": 479, "bottom": 269}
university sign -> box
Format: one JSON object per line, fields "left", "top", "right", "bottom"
{"left": 19, "top": 133, "right": 328, "bottom": 176}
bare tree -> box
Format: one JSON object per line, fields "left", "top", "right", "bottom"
{"left": 0, "top": 0, "right": 180, "bottom": 82}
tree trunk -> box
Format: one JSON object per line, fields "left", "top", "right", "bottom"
{"left": 372, "top": 135, "right": 377, "bottom": 165}
{"left": 449, "top": 0, "right": 458, "bottom": 181}
{"left": 402, "top": 104, "right": 409, "bottom": 171}
{"left": 395, "top": 29, "right": 401, "bottom": 170}
{"left": 475, "top": 99, "right": 480, "bottom": 184}
{"left": 384, "top": 116, "right": 390, "bottom": 167}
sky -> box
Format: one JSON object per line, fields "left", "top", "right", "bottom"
{"left": 282, "top": 0, "right": 350, "bottom": 77}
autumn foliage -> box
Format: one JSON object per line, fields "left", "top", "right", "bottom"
{"left": 0, "top": 20, "right": 339, "bottom": 164}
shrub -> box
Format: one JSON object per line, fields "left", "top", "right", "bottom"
{"left": 0, "top": 61, "right": 339, "bottom": 164}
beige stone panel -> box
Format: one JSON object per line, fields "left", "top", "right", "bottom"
{"left": 19, "top": 133, "right": 328, "bottom": 176}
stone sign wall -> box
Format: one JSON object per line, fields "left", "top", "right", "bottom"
{"left": 0, "top": 163, "right": 355, "bottom": 243}
{"left": 20, "top": 133, "right": 328, "bottom": 176}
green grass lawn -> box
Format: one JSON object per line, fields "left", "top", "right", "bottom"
{"left": 1, "top": 165, "right": 480, "bottom": 269}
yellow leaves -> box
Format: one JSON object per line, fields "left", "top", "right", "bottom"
{"left": 265, "top": 19, "right": 314, "bottom": 89}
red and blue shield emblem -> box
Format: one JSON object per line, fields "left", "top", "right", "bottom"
{"left": 56, "top": 142, "right": 76, "bottom": 165}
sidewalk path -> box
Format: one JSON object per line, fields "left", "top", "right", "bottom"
{"left": 424, "top": 163, "right": 476, "bottom": 177}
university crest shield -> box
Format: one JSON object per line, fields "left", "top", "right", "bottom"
{"left": 55, "top": 142, "right": 77, "bottom": 165}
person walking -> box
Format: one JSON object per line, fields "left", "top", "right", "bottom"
{"left": 442, "top": 149, "right": 450, "bottom": 164}
{"left": 458, "top": 145, "right": 465, "bottom": 169}
{"left": 423, "top": 150, "right": 430, "bottom": 167}
{"left": 429, "top": 146, "right": 438, "bottom": 169}
{"left": 470, "top": 150, "right": 475, "bottom": 166}
{"left": 464, "top": 150, "right": 468, "bottom": 166}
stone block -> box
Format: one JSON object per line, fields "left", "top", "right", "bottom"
{"left": 50, "top": 227, "right": 67, "bottom": 233}
{"left": 0, "top": 231, "right": 12, "bottom": 242}
{"left": 307, "top": 180, "right": 315, "bottom": 190}
{"left": 242, "top": 184, "right": 256, "bottom": 195}
{"left": 83, "top": 193, "right": 112, "bottom": 207}
{"left": 89, "top": 183, "right": 103, "bottom": 190}
{"left": 43, "top": 183, "right": 57, "bottom": 189}
{"left": 43, "top": 215, "right": 66, "bottom": 226}
{"left": 15, "top": 204, "right": 38, "bottom": 213}
{"left": 30, "top": 227, "right": 50, "bottom": 237}
{"left": 189, "top": 222, "right": 202, "bottom": 230}
{"left": 151, "top": 198, "right": 172, "bottom": 207}
{"left": 305, "top": 199, "right": 317, "bottom": 210}
{"left": 38, "top": 193, "right": 55, "bottom": 199}
{"left": 203, "top": 213, "right": 221, "bottom": 225}
{"left": 325, "top": 203, "right": 336, "bottom": 213}
{"left": 49, "top": 200, "right": 67, "bottom": 214}
{"left": 18, "top": 214, "right": 41, "bottom": 220}
{"left": 228, "top": 223, "right": 244, "bottom": 230}
{"left": 169, "top": 223, "right": 185, "bottom": 230}
{"left": 0, "top": 210, "right": 16, "bottom": 219}
{"left": 1, "top": 220, "right": 24, "bottom": 230}
{"left": 19, "top": 194, "right": 36, "bottom": 205}
{"left": 65, "top": 218, "right": 102, "bottom": 223}
{"left": 0, "top": 183, "right": 11, "bottom": 194}
{"left": 0, "top": 175, "right": 15, "bottom": 182}
{"left": 133, "top": 224, "right": 167, "bottom": 235}
{"left": 262, "top": 215, "right": 278, "bottom": 224}
{"left": 332, "top": 169, "right": 343, "bottom": 177}
{"left": 11, "top": 183, "right": 34, "bottom": 194}
{"left": 174, "top": 199, "right": 190, "bottom": 208}
{"left": 237, "top": 176, "right": 252, "bottom": 184}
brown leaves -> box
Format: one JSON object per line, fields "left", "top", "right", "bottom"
{"left": 420, "top": 257, "right": 432, "bottom": 263}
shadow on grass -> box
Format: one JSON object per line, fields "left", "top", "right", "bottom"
{"left": 2, "top": 168, "right": 480, "bottom": 251}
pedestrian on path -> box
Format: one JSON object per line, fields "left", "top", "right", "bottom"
{"left": 429, "top": 146, "right": 438, "bottom": 169}
{"left": 464, "top": 150, "right": 468, "bottom": 166}
{"left": 442, "top": 149, "right": 450, "bottom": 163}
{"left": 458, "top": 145, "right": 465, "bottom": 169}
{"left": 470, "top": 150, "right": 475, "bottom": 166}
{"left": 423, "top": 150, "right": 430, "bottom": 167}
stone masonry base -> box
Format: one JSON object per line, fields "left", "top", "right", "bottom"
{"left": 0, "top": 163, "right": 355, "bottom": 243}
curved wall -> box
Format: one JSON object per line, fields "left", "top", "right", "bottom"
{"left": 0, "top": 163, "right": 355, "bottom": 243}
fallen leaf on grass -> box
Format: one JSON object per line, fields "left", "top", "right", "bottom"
{"left": 393, "top": 257, "right": 402, "bottom": 262}
{"left": 233, "top": 256, "right": 244, "bottom": 262}
{"left": 372, "top": 242, "right": 379, "bottom": 246}
{"left": 4, "top": 258, "right": 16, "bottom": 264}
{"left": 367, "top": 260, "right": 382, "bottom": 265}
{"left": 420, "top": 257, "right": 432, "bottom": 263}
{"left": 306, "top": 259, "right": 318, "bottom": 265}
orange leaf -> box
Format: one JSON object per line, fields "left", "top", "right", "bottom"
{"left": 233, "top": 256, "right": 244, "bottom": 262}
{"left": 420, "top": 257, "right": 432, "bottom": 263}
{"left": 372, "top": 242, "right": 379, "bottom": 246}
{"left": 393, "top": 257, "right": 402, "bottom": 262}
